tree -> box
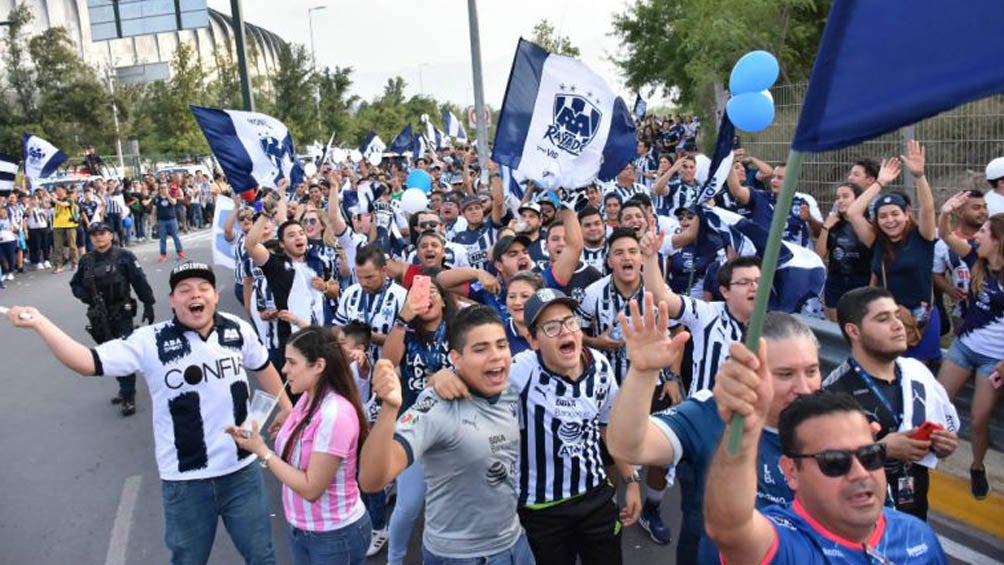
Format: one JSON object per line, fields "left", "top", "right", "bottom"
{"left": 611, "top": 0, "right": 829, "bottom": 111}
{"left": 270, "top": 43, "right": 322, "bottom": 145}
{"left": 141, "top": 43, "right": 210, "bottom": 156}
{"left": 207, "top": 48, "right": 242, "bottom": 109}
{"left": 531, "top": 18, "right": 580, "bottom": 57}
{"left": 317, "top": 66, "right": 359, "bottom": 144}
{"left": 1, "top": 1, "right": 36, "bottom": 153}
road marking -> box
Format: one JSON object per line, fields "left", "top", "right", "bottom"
{"left": 938, "top": 535, "right": 1003, "bottom": 565}
{"left": 105, "top": 475, "right": 141, "bottom": 565}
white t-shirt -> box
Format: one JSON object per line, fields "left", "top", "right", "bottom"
{"left": 985, "top": 190, "right": 1004, "bottom": 217}
{"left": 93, "top": 312, "right": 271, "bottom": 480}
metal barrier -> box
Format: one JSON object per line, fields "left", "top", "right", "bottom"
{"left": 796, "top": 315, "right": 1004, "bottom": 451}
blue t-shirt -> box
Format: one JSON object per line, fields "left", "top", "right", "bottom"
{"left": 758, "top": 502, "right": 946, "bottom": 564}
{"left": 870, "top": 229, "right": 935, "bottom": 309}
{"left": 667, "top": 240, "right": 722, "bottom": 297}
{"left": 468, "top": 279, "right": 507, "bottom": 320}
{"left": 504, "top": 317, "right": 531, "bottom": 357}
{"left": 747, "top": 189, "right": 813, "bottom": 247}
{"left": 650, "top": 391, "right": 792, "bottom": 564}
{"left": 155, "top": 196, "right": 175, "bottom": 221}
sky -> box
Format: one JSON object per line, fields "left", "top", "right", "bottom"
{"left": 208, "top": 0, "right": 652, "bottom": 112}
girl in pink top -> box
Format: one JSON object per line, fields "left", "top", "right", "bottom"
{"left": 229, "top": 326, "right": 371, "bottom": 564}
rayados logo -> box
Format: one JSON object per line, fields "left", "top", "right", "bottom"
{"left": 544, "top": 92, "right": 602, "bottom": 157}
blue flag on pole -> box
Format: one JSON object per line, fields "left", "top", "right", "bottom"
{"left": 633, "top": 94, "right": 647, "bottom": 119}
{"left": 359, "top": 131, "right": 386, "bottom": 160}
{"left": 792, "top": 0, "right": 1004, "bottom": 152}
{"left": 390, "top": 124, "right": 414, "bottom": 154}
{"left": 492, "top": 39, "right": 637, "bottom": 188}
{"left": 21, "top": 132, "right": 68, "bottom": 181}
{"left": 694, "top": 113, "right": 736, "bottom": 206}
{"left": 190, "top": 105, "right": 303, "bottom": 192}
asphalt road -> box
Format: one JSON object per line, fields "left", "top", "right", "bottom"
{"left": 0, "top": 231, "right": 1000, "bottom": 564}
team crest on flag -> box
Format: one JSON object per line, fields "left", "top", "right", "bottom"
{"left": 545, "top": 93, "right": 602, "bottom": 156}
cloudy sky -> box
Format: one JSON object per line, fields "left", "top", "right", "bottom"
{"left": 208, "top": 0, "right": 648, "bottom": 110}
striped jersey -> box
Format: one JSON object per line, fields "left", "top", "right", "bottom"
{"left": 273, "top": 390, "right": 365, "bottom": 531}
{"left": 577, "top": 275, "right": 649, "bottom": 384}
{"left": 232, "top": 232, "right": 249, "bottom": 285}
{"left": 603, "top": 181, "right": 647, "bottom": 203}
{"left": 249, "top": 261, "right": 280, "bottom": 350}
{"left": 581, "top": 245, "right": 608, "bottom": 275}
{"left": 509, "top": 349, "right": 618, "bottom": 506}
{"left": 672, "top": 296, "right": 745, "bottom": 395}
{"left": 334, "top": 279, "right": 407, "bottom": 358}
{"left": 452, "top": 221, "right": 499, "bottom": 271}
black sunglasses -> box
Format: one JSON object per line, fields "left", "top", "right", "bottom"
{"left": 787, "top": 443, "right": 886, "bottom": 478}
{"left": 418, "top": 220, "right": 441, "bottom": 229}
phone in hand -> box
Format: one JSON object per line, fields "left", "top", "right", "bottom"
{"left": 411, "top": 275, "right": 431, "bottom": 314}
{"left": 910, "top": 421, "right": 944, "bottom": 441}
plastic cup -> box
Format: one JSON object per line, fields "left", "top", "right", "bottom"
{"left": 242, "top": 390, "right": 278, "bottom": 432}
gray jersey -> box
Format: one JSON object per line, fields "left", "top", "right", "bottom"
{"left": 393, "top": 388, "right": 523, "bottom": 559}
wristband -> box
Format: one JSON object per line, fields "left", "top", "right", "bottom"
{"left": 875, "top": 180, "right": 885, "bottom": 189}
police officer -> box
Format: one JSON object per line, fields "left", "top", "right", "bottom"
{"left": 70, "top": 222, "right": 155, "bottom": 416}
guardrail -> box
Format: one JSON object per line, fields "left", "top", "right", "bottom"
{"left": 797, "top": 315, "right": 1004, "bottom": 451}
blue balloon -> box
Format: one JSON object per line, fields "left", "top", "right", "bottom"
{"left": 405, "top": 169, "right": 432, "bottom": 193}
{"left": 123, "top": 216, "right": 133, "bottom": 228}
{"left": 727, "top": 92, "right": 775, "bottom": 133}
{"left": 729, "top": 50, "right": 780, "bottom": 95}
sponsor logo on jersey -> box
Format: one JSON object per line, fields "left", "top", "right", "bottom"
{"left": 411, "top": 395, "right": 438, "bottom": 414}
{"left": 906, "top": 543, "right": 929, "bottom": 557}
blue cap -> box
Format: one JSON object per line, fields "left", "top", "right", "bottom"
{"left": 523, "top": 288, "right": 579, "bottom": 329}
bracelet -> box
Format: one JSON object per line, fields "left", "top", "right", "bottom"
{"left": 875, "top": 181, "right": 885, "bottom": 189}
{"left": 259, "top": 451, "right": 274, "bottom": 468}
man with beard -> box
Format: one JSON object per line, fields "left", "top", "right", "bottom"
{"left": 824, "top": 287, "right": 959, "bottom": 520}
{"left": 516, "top": 202, "right": 548, "bottom": 265}
{"left": 932, "top": 189, "right": 988, "bottom": 332}
{"left": 578, "top": 206, "right": 609, "bottom": 274}
{"left": 334, "top": 244, "right": 408, "bottom": 357}
{"left": 247, "top": 217, "right": 336, "bottom": 370}
{"left": 403, "top": 210, "right": 469, "bottom": 271}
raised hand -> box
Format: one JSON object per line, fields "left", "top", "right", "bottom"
{"left": 900, "top": 140, "right": 926, "bottom": 178}
{"left": 713, "top": 340, "right": 773, "bottom": 431}
{"left": 618, "top": 292, "right": 689, "bottom": 373}
{"left": 940, "top": 191, "right": 970, "bottom": 215}
{"left": 877, "top": 157, "right": 902, "bottom": 187}
{"left": 372, "top": 359, "right": 403, "bottom": 409}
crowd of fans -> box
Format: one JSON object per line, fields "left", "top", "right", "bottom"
{"left": 4, "top": 113, "right": 1003, "bottom": 563}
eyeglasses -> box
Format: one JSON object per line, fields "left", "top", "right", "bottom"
{"left": 537, "top": 315, "right": 582, "bottom": 338}
{"left": 418, "top": 220, "right": 441, "bottom": 230}
{"left": 787, "top": 443, "right": 887, "bottom": 478}
{"left": 729, "top": 278, "right": 761, "bottom": 288}
{"left": 303, "top": 217, "right": 320, "bottom": 225}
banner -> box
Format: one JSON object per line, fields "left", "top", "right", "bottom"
{"left": 22, "top": 132, "right": 68, "bottom": 181}
{"left": 211, "top": 196, "right": 236, "bottom": 270}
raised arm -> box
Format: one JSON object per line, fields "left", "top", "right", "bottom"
{"left": 902, "top": 141, "right": 936, "bottom": 241}
{"left": 938, "top": 192, "right": 976, "bottom": 257}
{"left": 245, "top": 215, "right": 272, "bottom": 266}
{"left": 4, "top": 307, "right": 96, "bottom": 375}
{"left": 725, "top": 161, "right": 752, "bottom": 205}
{"left": 845, "top": 158, "right": 902, "bottom": 247}
{"left": 327, "top": 171, "right": 348, "bottom": 236}
{"left": 641, "top": 230, "right": 681, "bottom": 316}
{"left": 223, "top": 197, "right": 241, "bottom": 242}
{"left": 551, "top": 206, "right": 583, "bottom": 286}
{"left": 704, "top": 340, "right": 778, "bottom": 565}
{"left": 488, "top": 160, "right": 505, "bottom": 227}
{"left": 653, "top": 158, "right": 685, "bottom": 196}
{"left": 358, "top": 360, "right": 411, "bottom": 492}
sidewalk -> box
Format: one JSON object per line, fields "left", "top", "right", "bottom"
{"left": 929, "top": 437, "right": 1004, "bottom": 540}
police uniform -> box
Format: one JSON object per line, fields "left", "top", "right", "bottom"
{"left": 70, "top": 222, "right": 155, "bottom": 414}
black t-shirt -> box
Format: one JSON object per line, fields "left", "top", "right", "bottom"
{"left": 826, "top": 220, "right": 871, "bottom": 278}
{"left": 155, "top": 196, "right": 175, "bottom": 221}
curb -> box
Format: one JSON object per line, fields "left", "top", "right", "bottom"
{"left": 929, "top": 469, "right": 1004, "bottom": 541}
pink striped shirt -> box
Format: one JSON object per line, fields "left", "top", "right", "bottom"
{"left": 274, "top": 390, "right": 365, "bottom": 531}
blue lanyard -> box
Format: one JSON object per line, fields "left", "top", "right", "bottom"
{"left": 848, "top": 358, "right": 903, "bottom": 429}
{"left": 360, "top": 281, "right": 389, "bottom": 327}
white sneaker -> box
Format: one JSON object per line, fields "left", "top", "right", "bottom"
{"left": 35, "top": 263, "right": 44, "bottom": 270}
{"left": 365, "top": 527, "right": 388, "bottom": 557}
{"left": 43, "top": 261, "right": 52, "bottom": 269}
{"left": 5, "top": 274, "right": 13, "bottom": 281}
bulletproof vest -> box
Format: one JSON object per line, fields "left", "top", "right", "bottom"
{"left": 86, "top": 249, "right": 131, "bottom": 308}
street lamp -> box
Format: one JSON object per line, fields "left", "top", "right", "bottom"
{"left": 418, "top": 63, "right": 430, "bottom": 95}
{"left": 307, "top": 5, "right": 327, "bottom": 71}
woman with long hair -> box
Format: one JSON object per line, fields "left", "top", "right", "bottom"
{"left": 815, "top": 182, "right": 871, "bottom": 320}
{"left": 845, "top": 141, "right": 939, "bottom": 361}
{"left": 228, "top": 326, "right": 371, "bottom": 564}
{"left": 936, "top": 195, "right": 1004, "bottom": 499}
{"left": 379, "top": 277, "right": 456, "bottom": 565}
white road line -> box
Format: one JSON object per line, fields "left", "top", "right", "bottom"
{"left": 938, "top": 535, "right": 1003, "bottom": 565}
{"left": 105, "top": 475, "right": 142, "bottom": 565}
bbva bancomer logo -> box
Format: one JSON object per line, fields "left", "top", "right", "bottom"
{"left": 544, "top": 93, "right": 602, "bottom": 157}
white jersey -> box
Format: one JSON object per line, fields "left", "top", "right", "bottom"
{"left": 334, "top": 279, "right": 408, "bottom": 358}
{"left": 92, "top": 312, "right": 271, "bottom": 480}
{"left": 404, "top": 241, "right": 471, "bottom": 269}
{"left": 672, "top": 296, "right": 744, "bottom": 394}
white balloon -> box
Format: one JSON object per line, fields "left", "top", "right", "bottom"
{"left": 762, "top": 89, "right": 774, "bottom": 104}
{"left": 367, "top": 152, "right": 383, "bottom": 166}
{"left": 349, "top": 149, "right": 363, "bottom": 163}
{"left": 303, "top": 162, "right": 318, "bottom": 178}
{"left": 694, "top": 153, "right": 711, "bottom": 185}
{"left": 329, "top": 148, "right": 347, "bottom": 163}
{"left": 400, "top": 188, "right": 429, "bottom": 215}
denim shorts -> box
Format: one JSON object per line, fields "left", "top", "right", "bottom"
{"left": 945, "top": 339, "right": 999, "bottom": 378}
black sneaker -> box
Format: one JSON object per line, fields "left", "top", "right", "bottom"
{"left": 971, "top": 467, "right": 991, "bottom": 499}
{"left": 111, "top": 396, "right": 123, "bottom": 405}
{"left": 121, "top": 400, "right": 136, "bottom": 416}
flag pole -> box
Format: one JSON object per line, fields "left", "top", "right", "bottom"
{"left": 726, "top": 148, "right": 805, "bottom": 455}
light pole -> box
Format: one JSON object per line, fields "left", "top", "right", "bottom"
{"left": 418, "top": 63, "right": 430, "bottom": 96}
{"left": 467, "top": 0, "right": 489, "bottom": 176}
{"left": 307, "top": 5, "right": 327, "bottom": 71}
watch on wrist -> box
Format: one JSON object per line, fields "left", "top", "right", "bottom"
{"left": 624, "top": 470, "right": 641, "bottom": 484}
{"left": 259, "top": 451, "right": 274, "bottom": 468}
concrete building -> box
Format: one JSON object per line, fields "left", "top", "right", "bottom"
{"left": 0, "top": 1, "right": 285, "bottom": 80}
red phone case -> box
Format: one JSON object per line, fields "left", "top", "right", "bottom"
{"left": 911, "top": 421, "right": 943, "bottom": 441}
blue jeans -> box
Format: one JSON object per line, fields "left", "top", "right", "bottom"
{"left": 160, "top": 462, "right": 275, "bottom": 565}
{"left": 285, "top": 512, "right": 371, "bottom": 565}
{"left": 158, "top": 218, "right": 183, "bottom": 256}
{"left": 361, "top": 489, "right": 387, "bottom": 530}
{"left": 388, "top": 461, "right": 425, "bottom": 564}
{"left": 421, "top": 532, "right": 535, "bottom": 565}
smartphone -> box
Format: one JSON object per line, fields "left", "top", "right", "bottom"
{"left": 990, "top": 370, "right": 1003, "bottom": 389}
{"left": 411, "top": 275, "right": 432, "bottom": 313}
{"left": 910, "top": 421, "right": 944, "bottom": 441}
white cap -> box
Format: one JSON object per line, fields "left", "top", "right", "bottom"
{"left": 986, "top": 157, "right": 1004, "bottom": 181}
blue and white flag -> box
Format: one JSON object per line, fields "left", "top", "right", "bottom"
{"left": 21, "top": 132, "right": 68, "bottom": 181}
{"left": 319, "top": 131, "right": 335, "bottom": 166}
{"left": 0, "top": 153, "right": 17, "bottom": 193}
{"left": 435, "top": 128, "right": 449, "bottom": 150}
{"left": 190, "top": 105, "right": 303, "bottom": 193}
{"left": 633, "top": 94, "right": 647, "bottom": 119}
{"left": 443, "top": 109, "right": 468, "bottom": 141}
{"left": 694, "top": 113, "right": 736, "bottom": 206}
{"left": 492, "top": 39, "right": 637, "bottom": 189}
{"left": 390, "top": 124, "right": 414, "bottom": 154}
{"left": 359, "top": 131, "right": 386, "bottom": 161}
{"left": 699, "top": 207, "right": 825, "bottom": 315}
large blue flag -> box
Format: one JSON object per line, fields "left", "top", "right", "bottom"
{"left": 22, "top": 132, "right": 68, "bottom": 181}
{"left": 492, "top": 39, "right": 636, "bottom": 189}
{"left": 792, "top": 0, "right": 1004, "bottom": 152}
{"left": 190, "top": 105, "right": 303, "bottom": 192}
{"left": 443, "top": 109, "right": 468, "bottom": 141}
{"left": 390, "top": 124, "right": 413, "bottom": 154}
